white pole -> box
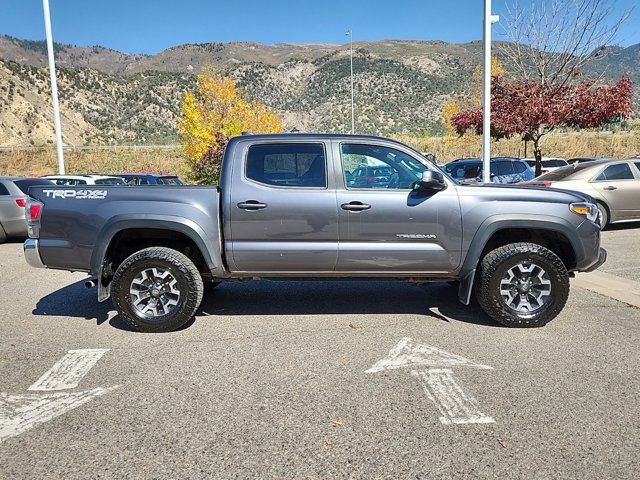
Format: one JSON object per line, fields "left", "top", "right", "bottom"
{"left": 481, "top": 2, "right": 500, "bottom": 183}
{"left": 42, "top": 0, "right": 65, "bottom": 174}
{"left": 347, "top": 29, "right": 355, "bottom": 135}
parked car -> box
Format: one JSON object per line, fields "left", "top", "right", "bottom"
{"left": 525, "top": 158, "right": 640, "bottom": 227}
{"left": 44, "top": 175, "right": 126, "bottom": 186}
{"left": 114, "top": 174, "right": 184, "bottom": 186}
{"left": 23, "top": 134, "right": 605, "bottom": 332}
{"left": 524, "top": 157, "right": 569, "bottom": 175}
{"left": 0, "top": 177, "right": 54, "bottom": 243}
{"left": 444, "top": 157, "right": 534, "bottom": 184}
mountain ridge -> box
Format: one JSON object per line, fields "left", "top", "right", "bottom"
{"left": 0, "top": 35, "right": 637, "bottom": 147}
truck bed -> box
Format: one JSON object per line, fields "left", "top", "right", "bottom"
{"left": 29, "top": 185, "right": 221, "bottom": 274}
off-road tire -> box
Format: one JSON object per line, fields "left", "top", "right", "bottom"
{"left": 476, "top": 242, "right": 569, "bottom": 328}
{"left": 111, "top": 247, "right": 203, "bottom": 333}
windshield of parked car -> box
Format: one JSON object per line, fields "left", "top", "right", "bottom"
{"left": 157, "top": 176, "right": 183, "bottom": 185}
{"left": 94, "top": 178, "right": 126, "bottom": 185}
{"left": 13, "top": 178, "right": 54, "bottom": 193}
{"left": 536, "top": 163, "right": 598, "bottom": 181}
{"left": 444, "top": 161, "right": 481, "bottom": 180}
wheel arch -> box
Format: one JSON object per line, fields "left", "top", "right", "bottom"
{"left": 457, "top": 215, "right": 581, "bottom": 304}
{"left": 91, "top": 215, "right": 225, "bottom": 284}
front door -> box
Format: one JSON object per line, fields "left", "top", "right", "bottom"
{"left": 228, "top": 141, "right": 339, "bottom": 272}
{"left": 333, "top": 141, "right": 462, "bottom": 273}
{"left": 590, "top": 162, "right": 640, "bottom": 221}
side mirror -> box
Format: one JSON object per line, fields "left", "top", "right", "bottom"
{"left": 415, "top": 170, "right": 446, "bottom": 192}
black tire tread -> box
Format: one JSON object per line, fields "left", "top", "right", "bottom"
{"left": 111, "top": 247, "right": 203, "bottom": 332}
{"left": 476, "top": 242, "right": 569, "bottom": 328}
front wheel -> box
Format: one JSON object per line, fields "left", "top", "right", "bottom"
{"left": 476, "top": 242, "right": 569, "bottom": 328}
{"left": 111, "top": 247, "right": 204, "bottom": 332}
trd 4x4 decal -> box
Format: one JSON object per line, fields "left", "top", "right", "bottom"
{"left": 42, "top": 189, "right": 108, "bottom": 199}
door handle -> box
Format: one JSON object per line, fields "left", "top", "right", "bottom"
{"left": 602, "top": 185, "right": 617, "bottom": 191}
{"left": 341, "top": 201, "right": 371, "bottom": 212}
{"left": 237, "top": 200, "right": 267, "bottom": 210}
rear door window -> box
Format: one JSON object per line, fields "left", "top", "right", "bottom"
{"left": 0, "top": 183, "right": 9, "bottom": 195}
{"left": 246, "top": 143, "right": 327, "bottom": 188}
{"left": 513, "top": 162, "right": 528, "bottom": 173}
{"left": 594, "top": 163, "right": 634, "bottom": 181}
{"left": 492, "top": 161, "right": 514, "bottom": 176}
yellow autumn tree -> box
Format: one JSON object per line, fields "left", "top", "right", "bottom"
{"left": 179, "top": 68, "right": 283, "bottom": 182}
{"left": 441, "top": 58, "right": 504, "bottom": 155}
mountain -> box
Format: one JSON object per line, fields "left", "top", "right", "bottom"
{"left": 0, "top": 35, "right": 638, "bottom": 147}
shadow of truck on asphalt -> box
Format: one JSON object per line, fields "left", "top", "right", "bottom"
{"left": 32, "top": 279, "right": 500, "bottom": 330}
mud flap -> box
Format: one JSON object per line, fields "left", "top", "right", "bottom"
{"left": 458, "top": 269, "right": 476, "bottom": 305}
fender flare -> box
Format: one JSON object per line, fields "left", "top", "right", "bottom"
{"left": 457, "top": 214, "right": 582, "bottom": 304}
{"left": 90, "top": 214, "right": 223, "bottom": 276}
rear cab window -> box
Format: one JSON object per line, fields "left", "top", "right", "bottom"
{"left": 245, "top": 143, "right": 327, "bottom": 188}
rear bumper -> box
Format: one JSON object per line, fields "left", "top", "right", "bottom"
{"left": 582, "top": 247, "right": 607, "bottom": 273}
{"left": 24, "top": 239, "right": 46, "bottom": 268}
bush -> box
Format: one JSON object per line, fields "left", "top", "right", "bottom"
{"left": 188, "top": 133, "right": 228, "bottom": 184}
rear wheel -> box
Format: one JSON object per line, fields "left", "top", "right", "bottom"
{"left": 476, "top": 242, "right": 569, "bottom": 328}
{"left": 111, "top": 247, "right": 203, "bottom": 332}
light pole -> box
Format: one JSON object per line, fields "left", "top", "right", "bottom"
{"left": 481, "top": 0, "right": 499, "bottom": 183}
{"left": 42, "top": 0, "right": 65, "bottom": 174}
{"left": 346, "top": 29, "right": 355, "bottom": 134}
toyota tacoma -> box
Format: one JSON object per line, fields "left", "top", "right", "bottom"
{"left": 23, "top": 134, "right": 606, "bottom": 332}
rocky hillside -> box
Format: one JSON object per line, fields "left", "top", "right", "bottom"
{"left": 0, "top": 35, "right": 638, "bottom": 147}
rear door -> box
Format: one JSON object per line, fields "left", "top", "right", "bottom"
{"left": 590, "top": 162, "right": 640, "bottom": 220}
{"left": 333, "top": 140, "right": 462, "bottom": 274}
{"left": 227, "top": 140, "right": 339, "bottom": 272}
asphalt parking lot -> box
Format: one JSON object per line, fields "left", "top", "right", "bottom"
{"left": 1, "top": 225, "right": 639, "bottom": 479}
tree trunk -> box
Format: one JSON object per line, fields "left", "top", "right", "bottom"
{"left": 533, "top": 140, "right": 543, "bottom": 177}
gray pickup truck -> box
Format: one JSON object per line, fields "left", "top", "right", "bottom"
{"left": 23, "top": 134, "right": 606, "bottom": 332}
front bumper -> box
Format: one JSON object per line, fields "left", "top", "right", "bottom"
{"left": 24, "top": 239, "right": 45, "bottom": 268}
{"left": 582, "top": 247, "right": 607, "bottom": 273}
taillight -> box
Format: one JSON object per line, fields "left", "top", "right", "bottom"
{"left": 29, "top": 202, "right": 42, "bottom": 221}
{"left": 25, "top": 198, "right": 43, "bottom": 238}
{"left": 541, "top": 182, "right": 553, "bottom": 187}
{"left": 367, "top": 177, "right": 378, "bottom": 183}
{"left": 15, "top": 198, "right": 27, "bottom": 208}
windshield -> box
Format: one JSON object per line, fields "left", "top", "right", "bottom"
{"left": 94, "top": 178, "right": 126, "bottom": 185}
{"left": 536, "top": 163, "right": 597, "bottom": 181}
{"left": 13, "top": 178, "right": 54, "bottom": 193}
{"left": 157, "top": 176, "right": 183, "bottom": 185}
{"left": 444, "top": 162, "right": 481, "bottom": 180}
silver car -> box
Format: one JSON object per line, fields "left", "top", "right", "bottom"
{"left": 529, "top": 159, "right": 640, "bottom": 227}
{"left": 0, "top": 177, "right": 54, "bottom": 243}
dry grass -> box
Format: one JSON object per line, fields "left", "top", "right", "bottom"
{"left": 397, "top": 130, "right": 640, "bottom": 163}
{"left": 1, "top": 130, "right": 639, "bottom": 177}
{"left": 0, "top": 146, "right": 188, "bottom": 177}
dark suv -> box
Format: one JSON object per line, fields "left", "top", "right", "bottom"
{"left": 444, "top": 158, "right": 534, "bottom": 184}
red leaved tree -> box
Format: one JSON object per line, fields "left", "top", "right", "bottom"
{"left": 451, "top": 76, "right": 633, "bottom": 175}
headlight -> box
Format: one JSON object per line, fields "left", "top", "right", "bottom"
{"left": 570, "top": 202, "right": 599, "bottom": 223}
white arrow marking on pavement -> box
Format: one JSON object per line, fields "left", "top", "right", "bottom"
{"left": 366, "top": 338, "right": 495, "bottom": 425}
{"left": 365, "top": 337, "right": 492, "bottom": 374}
{"left": 411, "top": 369, "right": 494, "bottom": 425}
{"left": 28, "top": 349, "right": 110, "bottom": 391}
{"left": 0, "top": 349, "right": 115, "bottom": 444}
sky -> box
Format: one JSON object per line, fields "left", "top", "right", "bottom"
{"left": 0, "top": 0, "right": 638, "bottom": 55}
